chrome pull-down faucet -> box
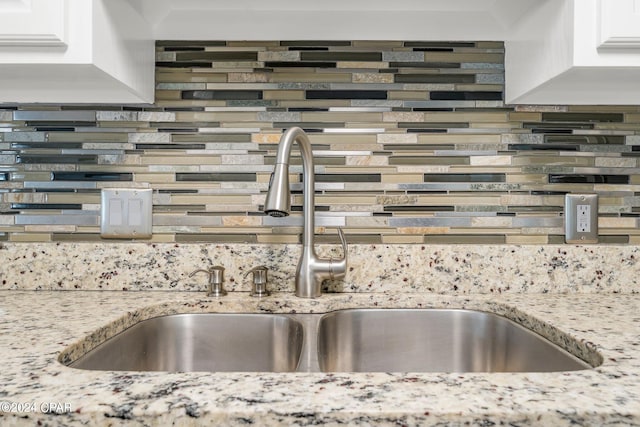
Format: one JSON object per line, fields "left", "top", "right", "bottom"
{"left": 264, "top": 127, "right": 347, "bottom": 298}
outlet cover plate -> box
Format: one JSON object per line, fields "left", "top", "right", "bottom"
{"left": 101, "top": 188, "right": 152, "bottom": 239}
{"left": 565, "top": 194, "right": 598, "bottom": 244}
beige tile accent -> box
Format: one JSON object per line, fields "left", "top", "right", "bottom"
{"left": 309, "top": 134, "right": 377, "bottom": 144}
{"left": 418, "top": 134, "right": 501, "bottom": 144}
{"left": 10, "top": 233, "right": 51, "bottom": 242}
{"left": 252, "top": 133, "right": 282, "bottom": 144}
{"left": 381, "top": 174, "right": 423, "bottom": 183}
{"left": 337, "top": 61, "right": 389, "bottom": 69}
{"left": 157, "top": 72, "right": 227, "bottom": 83}
{"left": 455, "top": 84, "right": 503, "bottom": 91}
{"left": 500, "top": 194, "right": 564, "bottom": 206}
{"left": 381, "top": 235, "right": 424, "bottom": 243}
{"left": 470, "top": 156, "right": 512, "bottom": 166}
{"left": 470, "top": 217, "right": 513, "bottom": 227}
{"left": 155, "top": 90, "right": 183, "bottom": 100}
{"left": 47, "top": 193, "right": 100, "bottom": 204}
{"left": 388, "top": 91, "right": 428, "bottom": 100}
{"left": 346, "top": 217, "right": 389, "bottom": 227}
{"left": 222, "top": 216, "right": 263, "bottom": 226}
{"left": 506, "top": 235, "right": 549, "bottom": 244}
{"left": 625, "top": 113, "right": 640, "bottom": 123}
{"left": 134, "top": 173, "right": 176, "bottom": 183}
{"left": 397, "top": 227, "right": 450, "bottom": 234}
{"left": 257, "top": 51, "right": 300, "bottom": 61}
{"left": 417, "top": 195, "right": 502, "bottom": 205}
{"left": 595, "top": 157, "right": 637, "bottom": 168}
{"left": 141, "top": 156, "right": 222, "bottom": 165}
{"left": 508, "top": 112, "right": 542, "bottom": 121}
{"left": 345, "top": 155, "right": 388, "bottom": 166}
{"left": 377, "top": 133, "right": 417, "bottom": 144}
{"left": 599, "top": 217, "right": 638, "bottom": 228}
{"left": 257, "top": 234, "right": 300, "bottom": 243}
{"left": 263, "top": 91, "right": 306, "bottom": 100}
{"left": 25, "top": 225, "right": 76, "bottom": 233}
{"left": 171, "top": 195, "right": 252, "bottom": 204}
{"left": 49, "top": 132, "right": 128, "bottom": 143}
{"left": 382, "top": 112, "right": 425, "bottom": 122}
{"left": 177, "top": 112, "right": 258, "bottom": 122}
{"left": 301, "top": 112, "right": 382, "bottom": 122}
{"left": 316, "top": 195, "right": 377, "bottom": 205}
{"left": 376, "top": 195, "right": 418, "bottom": 205}
{"left": 269, "top": 73, "right": 352, "bottom": 83}
{"left": 352, "top": 73, "right": 394, "bottom": 83}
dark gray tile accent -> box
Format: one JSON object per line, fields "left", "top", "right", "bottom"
{"left": 300, "top": 52, "right": 382, "bottom": 61}
{"left": 11, "top": 203, "right": 82, "bottom": 210}
{"left": 157, "top": 41, "right": 227, "bottom": 47}
{"left": 405, "top": 42, "right": 476, "bottom": 48}
{"left": 136, "top": 143, "right": 206, "bottom": 150}
{"left": 17, "top": 155, "right": 98, "bottom": 164}
{"left": 265, "top": 62, "right": 336, "bottom": 68}
{"left": 307, "top": 91, "right": 387, "bottom": 100}
{"left": 316, "top": 174, "right": 381, "bottom": 183}
{"left": 10, "top": 142, "right": 83, "bottom": 149}
{"left": 545, "top": 135, "right": 625, "bottom": 145}
{"left": 176, "top": 52, "right": 258, "bottom": 61}
{"left": 176, "top": 173, "right": 257, "bottom": 182}
{"left": 395, "top": 74, "right": 475, "bottom": 83}
{"left": 542, "top": 112, "right": 624, "bottom": 122}
{"left": 424, "top": 174, "right": 506, "bottom": 183}
{"left": 508, "top": 144, "right": 579, "bottom": 151}
{"left": 182, "top": 91, "right": 263, "bottom": 100}
{"left": 430, "top": 91, "right": 503, "bottom": 100}
{"left": 549, "top": 174, "right": 629, "bottom": 184}
{"left": 156, "top": 62, "right": 213, "bottom": 68}
{"left": 176, "top": 234, "right": 258, "bottom": 243}
{"left": 51, "top": 172, "right": 133, "bottom": 181}
{"left": 398, "top": 122, "right": 468, "bottom": 129}
{"left": 281, "top": 41, "right": 351, "bottom": 47}
{"left": 390, "top": 62, "right": 459, "bottom": 69}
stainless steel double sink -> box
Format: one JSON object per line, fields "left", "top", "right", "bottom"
{"left": 66, "top": 309, "right": 595, "bottom": 373}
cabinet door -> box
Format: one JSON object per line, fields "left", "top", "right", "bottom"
{"left": 0, "top": 0, "right": 67, "bottom": 47}
{"left": 598, "top": 0, "right": 640, "bottom": 49}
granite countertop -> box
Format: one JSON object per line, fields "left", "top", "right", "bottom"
{"left": 1, "top": 290, "right": 639, "bottom": 426}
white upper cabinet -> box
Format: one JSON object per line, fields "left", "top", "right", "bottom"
{"left": 505, "top": 0, "right": 640, "bottom": 105}
{"left": 0, "top": 0, "right": 154, "bottom": 103}
{"left": 0, "top": 0, "right": 67, "bottom": 47}
{"left": 1, "top": 0, "right": 639, "bottom": 104}
{"left": 598, "top": 0, "right": 640, "bottom": 49}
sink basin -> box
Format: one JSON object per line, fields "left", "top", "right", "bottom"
{"left": 69, "top": 313, "right": 304, "bottom": 372}
{"left": 64, "top": 308, "right": 594, "bottom": 373}
{"left": 317, "top": 309, "right": 592, "bottom": 373}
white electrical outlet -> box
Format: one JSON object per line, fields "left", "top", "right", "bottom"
{"left": 101, "top": 189, "right": 153, "bottom": 239}
{"left": 565, "top": 194, "right": 598, "bottom": 243}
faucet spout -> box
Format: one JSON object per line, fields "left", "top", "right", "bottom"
{"left": 264, "top": 127, "right": 347, "bottom": 298}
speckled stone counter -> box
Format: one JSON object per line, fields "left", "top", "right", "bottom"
{"left": 1, "top": 291, "right": 639, "bottom": 426}
{"left": 1, "top": 243, "right": 639, "bottom": 293}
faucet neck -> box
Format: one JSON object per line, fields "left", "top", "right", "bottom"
{"left": 275, "top": 127, "right": 315, "bottom": 251}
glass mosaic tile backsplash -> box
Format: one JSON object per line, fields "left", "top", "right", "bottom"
{"left": 1, "top": 41, "right": 640, "bottom": 244}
